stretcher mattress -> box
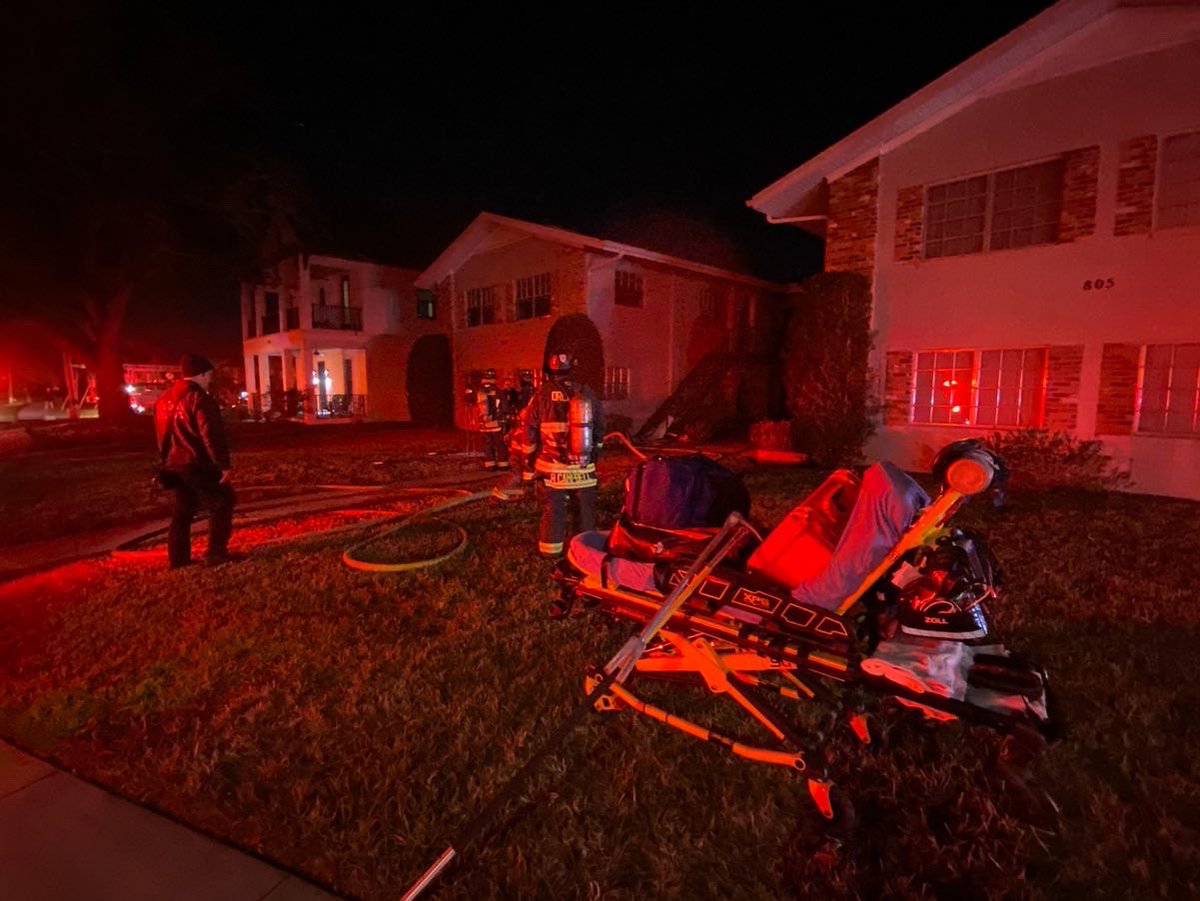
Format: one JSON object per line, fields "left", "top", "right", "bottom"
{"left": 567, "top": 529, "right": 659, "bottom": 593}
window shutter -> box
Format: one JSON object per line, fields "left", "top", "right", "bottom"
{"left": 883, "top": 351, "right": 914, "bottom": 425}
{"left": 1043, "top": 345, "right": 1084, "bottom": 432}
{"left": 1095, "top": 344, "right": 1141, "bottom": 435}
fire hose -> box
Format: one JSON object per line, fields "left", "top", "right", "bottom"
{"left": 341, "top": 489, "right": 491, "bottom": 572}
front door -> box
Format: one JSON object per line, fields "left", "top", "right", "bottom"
{"left": 318, "top": 361, "right": 328, "bottom": 411}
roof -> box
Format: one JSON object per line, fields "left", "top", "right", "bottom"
{"left": 747, "top": 0, "right": 1200, "bottom": 231}
{"left": 414, "top": 212, "right": 787, "bottom": 290}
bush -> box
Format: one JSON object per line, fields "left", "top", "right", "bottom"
{"left": 985, "top": 429, "right": 1130, "bottom": 491}
{"left": 781, "top": 272, "right": 877, "bottom": 465}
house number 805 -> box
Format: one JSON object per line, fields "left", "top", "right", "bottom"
{"left": 1083, "top": 277, "right": 1115, "bottom": 290}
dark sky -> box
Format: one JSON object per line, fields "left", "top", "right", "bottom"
{"left": 4, "top": 2, "right": 1057, "bottom": 360}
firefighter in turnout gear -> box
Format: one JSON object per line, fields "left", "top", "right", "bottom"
{"left": 523, "top": 352, "right": 604, "bottom": 557}
{"left": 472, "top": 369, "right": 509, "bottom": 471}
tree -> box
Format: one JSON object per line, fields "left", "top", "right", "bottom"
{"left": 781, "top": 272, "right": 877, "bottom": 465}
{"left": 0, "top": 5, "right": 308, "bottom": 420}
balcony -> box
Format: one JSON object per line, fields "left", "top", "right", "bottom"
{"left": 285, "top": 307, "right": 300, "bottom": 330}
{"left": 312, "top": 304, "right": 362, "bottom": 331}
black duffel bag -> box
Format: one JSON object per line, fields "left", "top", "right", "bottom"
{"left": 607, "top": 454, "right": 750, "bottom": 563}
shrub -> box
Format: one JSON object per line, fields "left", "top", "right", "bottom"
{"left": 984, "top": 429, "right": 1130, "bottom": 491}
{"left": 781, "top": 272, "right": 877, "bottom": 465}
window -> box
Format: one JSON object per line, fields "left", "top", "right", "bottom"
{"left": 1138, "top": 344, "right": 1200, "bottom": 435}
{"left": 700, "top": 285, "right": 721, "bottom": 321}
{"left": 911, "top": 348, "right": 1047, "bottom": 427}
{"left": 416, "top": 289, "right": 436, "bottom": 320}
{"left": 262, "top": 291, "right": 280, "bottom": 335}
{"left": 318, "top": 286, "right": 327, "bottom": 305}
{"left": 912, "top": 351, "right": 975, "bottom": 424}
{"left": 466, "top": 287, "right": 496, "bottom": 327}
{"left": 341, "top": 277, "right": 351, "bottom": 308}
{"left": 604, "top": 366, "right": 630, "bottom": 400}
{"left": 924, "top": 159, "right": 1064, "bottom": 258}
{"left": 615, "top": 270, "right": 644, "bottom": 307}
{"left": 1158, "top": 131, "right": 1200, "bottom": 230}
{"left": 925, "top": 176, "right": 987, "bottom": 258}
{"left": 515, "top": 273, "right": 551, "bottom": 320}
{"left": 974, "top": 348, "right": 1046, "bottom": 427}
{"left": 989, "top": 159, "right": 1064, "bottom": 251}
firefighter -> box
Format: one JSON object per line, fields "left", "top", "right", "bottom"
{"left": 472, "top": 369, "right": 508, "bottom": 471}
{"left": 522, "top": 352, "right": 604, "bottom": 558}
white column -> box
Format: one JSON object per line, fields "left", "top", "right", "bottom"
{"left": 298, "top": 254, "right": 312, "bottom": 329}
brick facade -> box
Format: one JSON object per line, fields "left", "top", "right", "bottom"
{"left": 1114, "top": 135, "right": 1157, "bottom": 237}
{"left": 1095, "top": 343, "right": 1141, "bottom": 435}
{"left": 893, "top": 185, "right": 924, "bottom": 262}
{"left": 825, "top": 157, "right": 879, "bottom": 278}
{"left": 882, "top": 350, "right": 914, "bottom": 425}
{"left": 1042, "top": 344, "right": 1084, "bottom": 431}
{"left": 1058, "top": 146, "right": 1099, "bottom": 242}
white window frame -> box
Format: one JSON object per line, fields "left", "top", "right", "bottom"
{"left": 924, "top": 158, "right": 1064, "bottom": 259}
{"left": 1155, "top": 129, "right": 1200, "bottom": 232}
{"left": 465, "top": 286, "right": 496, "bottom": 327}
{"left": 614, "top": 270, "right": 644, "bottom": 308}
{"left": 909, "top": 346, "right": 1047, "bottom": 428}
{"left": 515, "top": 273, "right": 551, "bottom": 320}
{"left": 1135, "top": 343, "right": 1200, "bottom": 436}
{"left": 604, "top": 366, "right": 630, "bottom": 401}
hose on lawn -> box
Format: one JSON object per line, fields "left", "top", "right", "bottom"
{"left": 341, "top": 489, "right": 492, "bottom": 573}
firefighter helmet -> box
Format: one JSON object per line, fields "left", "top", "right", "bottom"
{"left": 545, "top": 352, "right": 574, "bottom": 374}
{"left": 481, "top": 368, "right": 497, "bottom": 386}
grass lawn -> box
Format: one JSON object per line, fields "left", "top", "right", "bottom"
{"left": 0, "top": 422, "right": 478, "bottom": 546}
{"left": 1, "top": 441, "right": 1198, "bottom": 899}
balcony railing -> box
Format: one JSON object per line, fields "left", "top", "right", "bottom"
{"left": 238, "top": 390, "right": 366, "bottom": 421}
{"left": 285, "top": 307, "right": 300, "bottom": 330}
{"left": 312, "top": 304, "right": 362, "bottom": 331}
{"left": 261, "top": 314, "right": 280, "bottom": 335}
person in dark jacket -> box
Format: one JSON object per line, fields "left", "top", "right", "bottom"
{"left": 154, "top": 353, "right": 237, "bottom": 568}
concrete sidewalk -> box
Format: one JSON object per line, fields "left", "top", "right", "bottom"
{"left": 0, "top": 741, "right": 339, "bottom": 901}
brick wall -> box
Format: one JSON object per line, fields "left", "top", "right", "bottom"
{"left": 893, "top": 185, "right": 924, "bottom": 263}
{"left": 1043, "top": 345, "right": 1084, "bottom": 431}
{"left": 825, "top": 157, "right": 879, "bottom": 278}
{"left": 1115, "top": 135, "right": 1157, "bottom": 237}
{"left": 1095, "top": 343, "right": 1141, "bottom": 435}
{"left": 1058, "top": 146, "right": 1100, "bottom": 242}
{"left": 882, "top": 350, "right": 914, "bottom": 425}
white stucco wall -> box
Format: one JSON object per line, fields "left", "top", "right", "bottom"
{"left": 870, "top": 39, "right": 1200, "bottom": 498}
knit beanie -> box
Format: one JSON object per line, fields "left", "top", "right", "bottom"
{"left": 180, "top": 353, "right": 215, "bottom": 377}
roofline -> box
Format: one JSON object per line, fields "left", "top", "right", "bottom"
{"left": 746, "top": 0, "right": 1120, "bottom": 218}
{"left": 415, "top": 211, "right": 786, "bottom": 290}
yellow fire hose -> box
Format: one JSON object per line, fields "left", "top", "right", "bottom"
{"left": 341, "top": 489, "right": 493, "bottom": 573}
{"left": 344, "top": 433, "right": 645, "bottom": 573}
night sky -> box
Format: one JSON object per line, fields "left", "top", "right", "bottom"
{"left": 3, "top": 2, "right": 1056, "bottom": 362}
